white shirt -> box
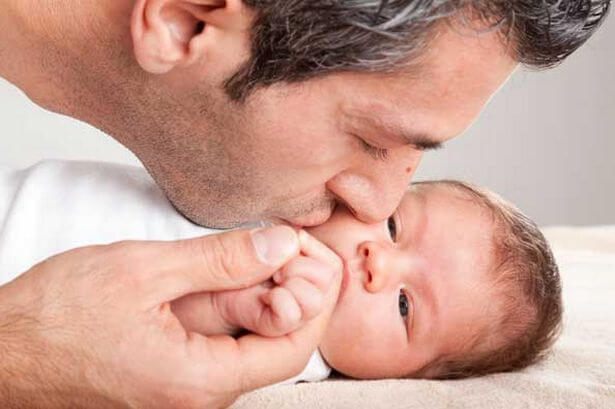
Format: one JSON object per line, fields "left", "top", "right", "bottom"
{"left": 0, "top": 160, "right": 330, "bottom": 384}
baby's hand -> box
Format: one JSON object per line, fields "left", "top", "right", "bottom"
{"left": 217, "top": 230, "right": 341, "bottom": 337}
{"left": 172, "top": 230, "right": 341, "bottom": 337}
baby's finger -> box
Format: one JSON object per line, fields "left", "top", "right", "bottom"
{"left": 274, "top": 256, "right": 333, "bottom": 291}
{"left": 282, "top": 277, "right": 324, "bottom": 321}
{"left": 259, "top": 287, "right": 302, "bottom": 336}
{"left": 298, "top": 230, "right": 343, "bottom": 273}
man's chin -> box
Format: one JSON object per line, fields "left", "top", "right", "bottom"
{"left": 169, "top": 201, "right": 248, "bottom": 229}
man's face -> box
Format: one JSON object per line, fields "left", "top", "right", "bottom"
{"left": 135, "top": 24, "right": 516, "bottom": 228}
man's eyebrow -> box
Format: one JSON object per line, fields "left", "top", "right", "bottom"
{"left": 357, "top": 114, "right": 444, "bottom": 151}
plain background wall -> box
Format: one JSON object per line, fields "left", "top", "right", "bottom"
{"left": 416, "top": 16, "right": 614, "bottom": 226}
{"left": 0, "top": 17, "right": 613, "bottom": 226}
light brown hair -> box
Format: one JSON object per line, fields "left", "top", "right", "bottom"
{"left": 412, "top": 180, "right": 562, "bottom": 379}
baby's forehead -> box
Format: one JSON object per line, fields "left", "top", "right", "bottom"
{"left": 406, "top": 181, "right": 500, "bottom": 267}
{"left": 406, "top": 182, "right": 487, "bottom": 212}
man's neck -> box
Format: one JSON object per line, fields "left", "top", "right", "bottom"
{"left": 0, "top": 0, "right": 134, "bottom": 120}
{"left": 0, "top": 1, "right": 41, "bottom": 91}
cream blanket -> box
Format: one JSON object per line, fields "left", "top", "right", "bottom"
{"left": 232, "top": 226, "right": 615, "bottom": 408}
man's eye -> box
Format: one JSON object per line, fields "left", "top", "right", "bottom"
{"left": 399, "top": 290, "right": 409, "bottom": 318}
{"left": 360, "top": 139, "right": 389, "bottom": 161}
{"left": 387, "top": 216, "right": 397, "bottom": 242}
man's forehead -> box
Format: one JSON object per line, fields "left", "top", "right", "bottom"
{"left": 336, "top": 24, "right": 516, "bottom": 143}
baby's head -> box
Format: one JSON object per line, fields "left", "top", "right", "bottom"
{"left": 305, "top": 180, "right": 562, "bottom": 380}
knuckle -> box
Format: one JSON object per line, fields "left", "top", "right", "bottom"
{"left": 323, "top": 261, "right": 342, "bottom": 284}
{"left": 286, "top": 308, "right": 302, "bottom": 327}
{"left": 286, "top": 257, "right": 313, "bottom": 280}
{"left": 271, "top": 290, "right": 301, "bottom": 328}
{"left": 276, "top": 313, "right": 301, "bottom": 334}
{"left": 195, "top": 234, "right": 244, "bottom": 285}
{"left": 282, "top": 257, "right": 301, "bottom": 276}
{"left": 100, "top": 240, "right": 148, "bottom": 288}
{"left": 326, "top": 263, "right": 340, "bottom": 279}
{"left": 303, "top": 293, "right": 324, "bottom": 319}
{"left": 329, "top": 254, "right": 343, "bottom": 273}
{"left": 105, "top": 239, "right": 139, "bottom": 258}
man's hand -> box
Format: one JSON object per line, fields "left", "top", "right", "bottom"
{"left": 0, "top": 226, "right": 342, "bottom": 409}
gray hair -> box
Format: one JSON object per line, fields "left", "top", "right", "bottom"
{"left": 225, "top": 0, "right": 610, "bottom": 100}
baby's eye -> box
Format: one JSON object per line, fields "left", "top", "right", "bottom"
{"left": 387, "top": 216, "right": 397, "bottom": 242}
{"left": 399, "top": 289, "right": 409, "bottom": 318}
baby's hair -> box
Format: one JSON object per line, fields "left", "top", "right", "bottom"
{"left": 410, "top": 180, "right": 562, "bottom": 379}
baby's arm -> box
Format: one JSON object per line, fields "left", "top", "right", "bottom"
{"left": 172, "top": 231, "right": 339, "bottom": 337}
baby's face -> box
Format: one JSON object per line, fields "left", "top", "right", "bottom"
{"left": 306, "top": 184, "right": 498, "bottom": 378}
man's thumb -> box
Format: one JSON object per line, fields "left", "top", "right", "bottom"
{"left": 135, "top": 225, "right": 300, "bottom": 302}
{"left": 251, "top": 226, "right": 300, "bottom": 267}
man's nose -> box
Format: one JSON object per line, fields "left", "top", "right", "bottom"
{"left": 327, "top": 150, "right": 422, "bottom": 224}
{"left": 358, "top": 241, "right": 396, "bottom": 293}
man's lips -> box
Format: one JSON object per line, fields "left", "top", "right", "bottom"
{"left": 284, "top": 209, "right": 333, "bottom": 227}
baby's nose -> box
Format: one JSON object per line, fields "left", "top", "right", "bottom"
{"left": 358, "top": 242, "right": 391, "bottom": 293}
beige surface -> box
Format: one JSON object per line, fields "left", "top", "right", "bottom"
{"left": 232, "top": 226, "right": 615, "bottom": 409}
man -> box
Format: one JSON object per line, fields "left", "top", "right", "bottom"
{"left": 0, "top": 0, "right": 609, "bottom": 407}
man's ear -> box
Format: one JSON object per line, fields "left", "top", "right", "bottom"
{"left": 131, "top": 0, "right": 252, "bottom": 74}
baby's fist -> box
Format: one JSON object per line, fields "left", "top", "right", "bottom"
{"left": 262, "top": 255, "right": 336, "bottom": 334}
{"left": 218, "top": 253, "right": 338, "bottom": 337}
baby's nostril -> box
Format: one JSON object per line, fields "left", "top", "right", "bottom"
{"left": 367, "top": 271, "right": 373, "bottom": 283}
{"left": 363, "top": 248, "right": 369, "bottom": 257}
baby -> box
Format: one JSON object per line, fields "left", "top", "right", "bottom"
{"left": 172, "top": 179, "right": 563, "bottom": 380}
{"left": 0, "top": 161, "right": 562, "bottom": 382}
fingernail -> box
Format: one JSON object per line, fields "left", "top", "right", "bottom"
{"left": 251, "top": 226, "right": 298, "bottom": 265}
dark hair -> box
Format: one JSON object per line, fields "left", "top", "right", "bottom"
{"left": 225, "top": 0, "right": 610, "bottom": 101}
{"left": 410, "top": 180, "right": 563, "bottom": 379}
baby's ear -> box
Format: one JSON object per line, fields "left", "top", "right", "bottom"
{"left": 131, "top": 0, "right": 253, "bottom": 74}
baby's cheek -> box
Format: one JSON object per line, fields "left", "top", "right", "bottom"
{"left": 317, "top": 308, "right": 367, "bottom": 377}
{"left": 319, "top": 330, "right": 378, "bottom": 378}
